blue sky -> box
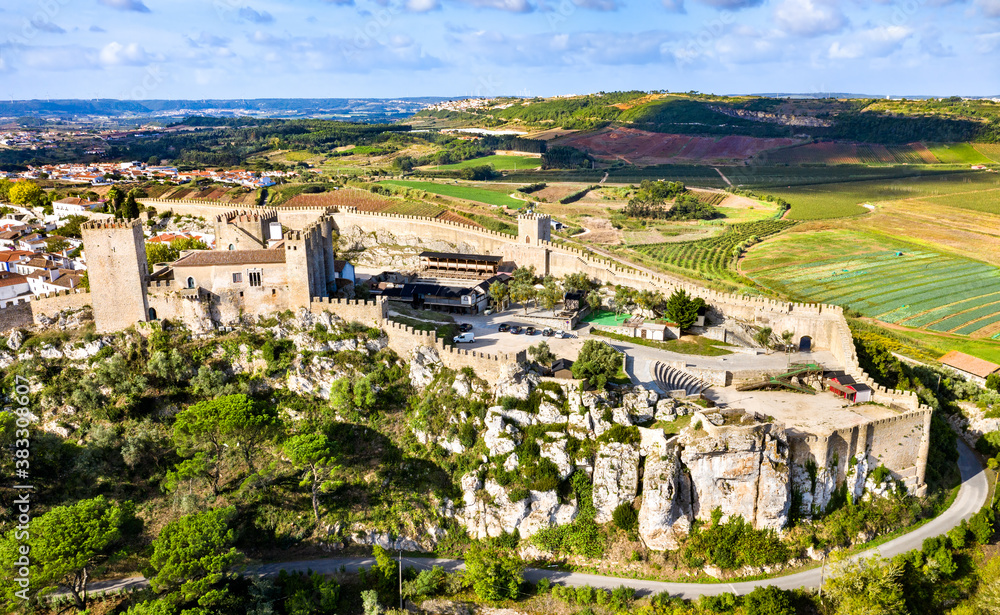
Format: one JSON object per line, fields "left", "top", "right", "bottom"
{"left": 1, "top": 0, "right": 998, "bottom": 100}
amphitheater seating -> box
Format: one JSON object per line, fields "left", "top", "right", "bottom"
{"left": 652, "top": 361, "right": 709, "bottom": 397}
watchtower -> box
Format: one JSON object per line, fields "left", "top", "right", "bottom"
{"left": 284, "top": 214, "right": 337, "bottom": 309}
{"left": 214, "top": 209, "right": 278, "bottom": 250}
{"left": 81, "top": 219, "right": 150, "bottom": 332}
{"left": 518, "top": 213, "right": 551, "bottom": 246}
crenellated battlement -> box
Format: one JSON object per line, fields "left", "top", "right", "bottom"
{"left": 81, "top": 219, "right": 143, "bottom": 231}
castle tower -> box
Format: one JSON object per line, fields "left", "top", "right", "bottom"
{"left": 214, "top": 209, "right": 278, "bottom": 250}
{"left": 284, "top": 215, "right": 337, "bottom": 309}
{"left": 518, "top": 213, "right": 551, "bottom": 246}
{"left": 81, "top": 219, "right": 150, "bottom": 333}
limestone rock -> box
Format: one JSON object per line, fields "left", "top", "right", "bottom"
{"left": 639, "top": 444, "right": 692, "bottom": 550}
{"left": 568, "top": 410, "right": 594, "bottom": 438}
{"left": 655, "top": 398, "right": 677, "bottom": 420}
{"left": 7, "top": 329, "right": 23, "bottom": 351}
{"left": 537, "top": 401, "right": 567, "bottom": 425}
{"left": 848, "top": 454, "right": 872, "bottom": 503}
{"left": 503, "top": 452, "right": 520, "bottom": 472}
{"left": 680, "top": 424, "right": 790, "bottom": 529}
{"left": 63, "top": 340, "right": 105, "bottom": 361}
{"left": 517, "top": 490, "right": 578, "bottom": 538}
{"left": 39, "top": 344, "right": 63, "bottom": 360}
{"left": 484, "top": 408, "right": 519, "bottom": 457}
{"left": 493, "top": 363, "right": 538, "bottom": 401}
{"left": 410, "top": 346, "right": 441, "bottom": 389}
{"left": 592, "top": 441, "right": 640, "bottom": 523}
{"left": 452, "top": 373, "right": 472, "bottom": 398}
{"left": 540, "top": 435, "right": 573, "bottom": 479}
{"left": 623, "top": 386, "right": 658, "bottom": 422}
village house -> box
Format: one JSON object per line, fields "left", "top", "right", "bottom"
{"left": 0, "top": 271, "right": 31, "bottom": 306}
{"left": 53, "top": 197, "right": 104, "bottom": 216}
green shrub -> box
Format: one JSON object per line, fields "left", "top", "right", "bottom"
{"left": 598, "top": 425, "right": 640, "bottom": 445}
{"left": 744, "top": 585, "right": 794, "bottom": 615}
{"left": 682, "top": 509, "right": 789, "bottom": 571}
{"left": 611, "top": 502, "right": 638, "bottom": 533}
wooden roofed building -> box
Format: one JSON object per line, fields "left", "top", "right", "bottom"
{"left": 419, "top": 251, "right": 502, "bottom": 279}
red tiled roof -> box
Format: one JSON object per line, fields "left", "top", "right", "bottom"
{"left": 173, "top": 249, "right": 286, "bottom": 267}
{"left": 939, "top": 351, "right": 1000, "bottom": 379}
{"left": 0, "top": 272, "right": 29, "bottom": 288}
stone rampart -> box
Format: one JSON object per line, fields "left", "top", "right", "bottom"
{"left": 0, "top": 289, "right": 93, "bottom": 332}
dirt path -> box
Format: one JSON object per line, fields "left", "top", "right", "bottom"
{"left": 712, "top": 167, "right": 732, "bottom": 186}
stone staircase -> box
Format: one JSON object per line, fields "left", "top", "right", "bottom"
{"left": 652, "top": 361, "right": 709, "bottom": 397}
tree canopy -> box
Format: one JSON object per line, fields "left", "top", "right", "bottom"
{"left": 664, "top": 289, "right": 706, "bottom": 330}
{"left": 0, "top": 496, "right": 137, "bottom": 611}
{"left": 572, "top": 339, "right": 622, "bottom": 389}
{"left": 148, "top": 506, "right": 243, "bottom": 609}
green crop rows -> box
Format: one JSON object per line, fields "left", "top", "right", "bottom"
{"left": 751, "top": 247, "right": 1000, "bottom": 336}
{"left": 634, "top": 220, "right": 796, "bottom": 282}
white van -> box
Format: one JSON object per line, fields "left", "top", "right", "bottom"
{"left": 453, "top": 332, "right": 475, "bottom": 343}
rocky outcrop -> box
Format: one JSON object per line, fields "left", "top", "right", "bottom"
{"left": 493, "top": 363, "right": 539, "bottom": 401}
{"left": 457, "top": 472, "right": 577, "bottom": 540}
{"left": 592, "top": 441, "right": 640, "bottom": 523}
{"left": 410, "top": 346, "right": 442, "bottom": 389}
{"left": 638, "top": 443, "right": 692, "bottom": 550}
{"left": 680, "top": 423, "right": 790, "bottom": 530}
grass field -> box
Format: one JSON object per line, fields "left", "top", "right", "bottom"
{"left": 633, "top": 219, "right": 796, "bottom": 284}
{"left": 926, "top": 143, "right": 993, "bottom": 165}
{"left": 743, "top": 228, "right": 1000, "bottom": 337}
{"left": 379, "top": 180, "right": 525, "bottom": 208}
{"left": 431, "top": 155, "right": 542, "bottom": 171}
{"left": 974, "top": 143, "right": 1000, "bottom": 163}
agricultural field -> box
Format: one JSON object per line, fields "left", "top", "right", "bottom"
{"left": 768, "top": 169, "right": 1000, "bottom": 220}
{"left": 925, "top": 142, "right": 993, "bottom": 165}
{"left": 428, "top": 154, "right": 542, "bottom": 171}
{"left": 378, "top": 179, "right": 525, "bottom": 208}
{"left": 281, "top": 187, "right": 397, "bottom": 211}
{"left": 762, "top": 142, "right": 938, "bottom": 165}
{"left": 974, "top": 143, "right": 1000, "bottom": 163}
{"left": 743, "top": 228, "right": 1000, "bottom": 338}
{"left": 632, "top": 219, "right": 796, "bottom": 284}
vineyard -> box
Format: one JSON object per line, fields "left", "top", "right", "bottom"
{"left": 431, "top": 154, "right": 542, "bottom": 171}
{"left": 282, "top": 188, "right": 398, "bottom": 212}
{"left": 633, "top": 219, "right": 796, "bottom": 282}
{"left": 744, "top": 229, "right": 1000, "bottom": 337}
{"left": 974, "top": 143, "right": 1000, "bottom": 163}
{"left": 764, "top": 142, "right": 938, "bottom": 165}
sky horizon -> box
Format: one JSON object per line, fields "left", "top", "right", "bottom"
{"left": 1, "top": 0, "right": 998, "bottom": 100}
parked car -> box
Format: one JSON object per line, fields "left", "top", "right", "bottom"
{"left": 525, "top": 326, "right": 536, "bottom": 335}
{"left": 453, "top": 332, "right": 475, "bottom": 343}
{"left": 542, "top": 328, "right": 554, "bottom": 337}
{"left": 484, "top": 309, "right": 494, "bottom": 315}
{"left": 555, "top": 330, "right": 569, "bottom": 339}
{"left": 458, "top": 323, "right": 474, "bottom": 332}
{"left": 509, "top": 326, "right": 522, "bottom": 335}
{"left": 498, "top": 323, "right": 510, "bottom": 332}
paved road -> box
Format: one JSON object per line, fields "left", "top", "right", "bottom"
{"left": 73, "top": 440, "right": 986, "bottom": 601}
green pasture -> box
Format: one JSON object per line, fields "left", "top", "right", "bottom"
{"left": 378, "top": 180, "right": 525, "bottom": 208}
{"left": 926, "top": 143, "right": 993, "bottom": 165}
{"left": 431, "top": 155, "right": 542, "bottom": 171}
{"left": 744, "top": 229, "right": 1000, "bottom": 337}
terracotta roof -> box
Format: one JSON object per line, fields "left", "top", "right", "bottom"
{"left": 0, "top": 272, "right": 28, "bottom": 288}
{"left": 173, "top": 249, "right": 286, "bottom": 267}
{"left": 939, "top": 351, "right": 1000, "bottom": 379}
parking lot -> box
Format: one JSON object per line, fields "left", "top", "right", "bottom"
{"left": 449, "top": 311, "right": 586, "bottom": 358}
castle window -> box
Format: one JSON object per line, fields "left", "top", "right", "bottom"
{"left": 248, "top": 271, "right": 262, "bottom": 287}
{"left": 186, "top": 277, "right": 196, "bottom": 289}
{"left": 232, "top": 272, "right": 242, "bottom": 283}
{"left": 228, "top": 244, "right": 235, "bottom": 251}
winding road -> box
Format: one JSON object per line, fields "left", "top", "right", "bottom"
{"left": 76, "top": 441, "right": 986, "bottom": 600}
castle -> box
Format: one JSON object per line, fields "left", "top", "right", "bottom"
{"left": 1, "top": 198, "right": 933, "bottom": 508}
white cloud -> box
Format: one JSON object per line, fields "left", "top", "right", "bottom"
{"left": 238, "top": 7, "right": 275, "bottom": 23}
{"left": 406, "top": 0, "right": 442, "bottom": 11}
{"left": 774, "top": 0, "right": 848, "bottom": 36}
{"left": 662, "top": 0, "right": 685, "bottom": 11}
{"left": 828, "top": 25, "right": 912, "bottom": 59}
{"left": 448, "top": 29, "right": 677, "bottom": 66}
{"left": 456, "top": 0, "right": 535, "bottom": 12}
{"left": 98, "top": 0, "right": 151, "bottom": 13}
{"left": 99, "top": 41, "right": 153, "bottom": 66}
{"left": 572, "top": 0, "right": 623, "bottom": 9}
{"left": 978, "top": 0, "right": 1000, "bottom": 16}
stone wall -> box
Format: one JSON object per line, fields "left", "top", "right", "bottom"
{"left": 309, "top": 297, "right": 384, "bottom": 326}
{"left": 381, "top": 319, "right": 527, "bottom": 382}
